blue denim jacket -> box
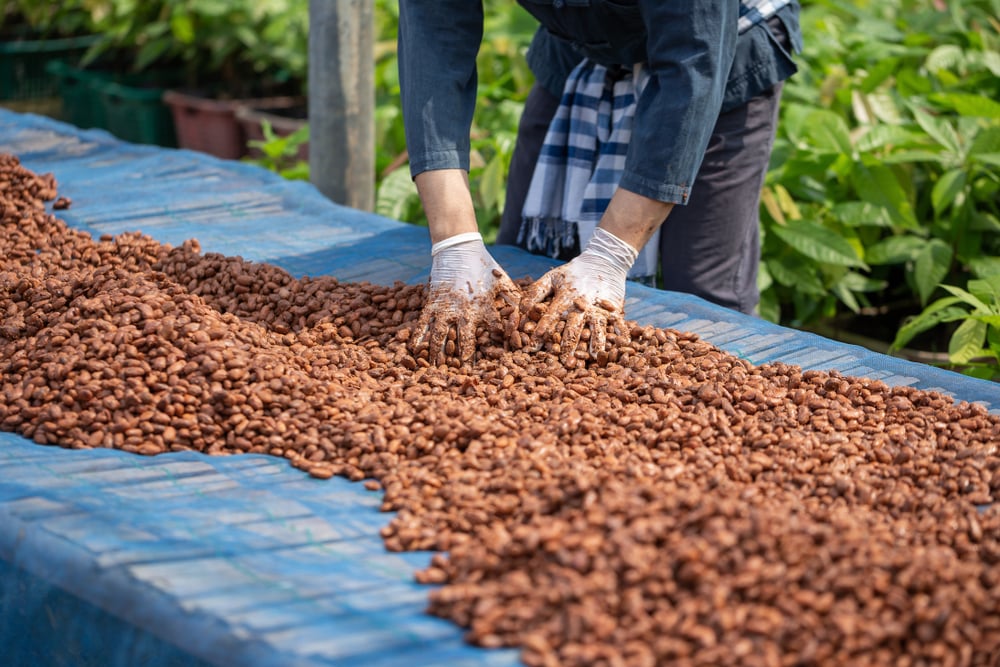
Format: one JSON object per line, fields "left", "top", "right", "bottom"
{"left": 398, "top": 0, "right": 802, "bottom": 205}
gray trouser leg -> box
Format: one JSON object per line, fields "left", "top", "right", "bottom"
{"left": 658, "top": 83, "right": 782, "bottom": 315}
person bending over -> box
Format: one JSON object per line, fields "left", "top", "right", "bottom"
{"left": 398, "top": 0, "right": 802, "bottom": 364}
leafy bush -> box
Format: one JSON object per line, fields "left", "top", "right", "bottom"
{"left": 245, "top": 119, "right": 309, "bottom": 182}
{"left": 0, "top": 0, "right": 104, "bottom": 38}
{"left": 81, "top": 0, "right": 307, "bottom": 93}
{"left": 759, "top": 0, "right": 1000, "bottom": 364}
{"left": 892, "top": 275, "right": 1000, "bottom": 380}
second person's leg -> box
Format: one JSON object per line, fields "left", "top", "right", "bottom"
{"left": 657, "top": 82, "right": 783, "bottom": 315}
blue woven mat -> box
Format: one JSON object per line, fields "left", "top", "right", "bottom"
{"left": 2, "top": 109, "right": 999, "bottom": 667}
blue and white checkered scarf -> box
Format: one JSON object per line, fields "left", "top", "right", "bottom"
{"left": 519, "top": 61, "right": 660, "bottom": 284}
{"left": 738, "top": 0, "right": 791, "bottom": 33}
{"left": 518, "top": 1, "right": 790, "bottom": 286}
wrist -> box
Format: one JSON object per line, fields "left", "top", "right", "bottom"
{"left": 599, "top": 187, "right": 673, "bottom": 251}
{"left": 431, "top": 231, "right": 483, "bottom": 256}
{"left": 414, "top": 169, "right": 479, "bottom": 244}
{"left": 584, "top": 228, "right": 638, "bottom": 275}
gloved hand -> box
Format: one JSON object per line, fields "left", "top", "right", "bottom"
{"left": 521, "top": 227, "right": 637, "bottom": 364}
{"left": 414, "top": 232, "right": 521, "bottom": 365}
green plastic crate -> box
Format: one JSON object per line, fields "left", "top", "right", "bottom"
{"left": 100, "top": 81, "right": 177, "bottom": 147}
{"left": 0, "top": 35, "right": 98, "bottom": 101}
{"left": 45, "top": 60, "right": 112, "bottom": 129}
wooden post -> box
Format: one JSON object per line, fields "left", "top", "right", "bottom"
{"left": 308, "top": 0, "right": 374, "bottom": 211}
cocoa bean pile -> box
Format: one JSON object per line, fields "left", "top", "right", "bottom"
{"left": 2, "top": 153, "right": 998, "bottom": 666}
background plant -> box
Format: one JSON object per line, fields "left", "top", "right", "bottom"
{"left": 80, "top": 0, "right": 308, "bottom": 94}
{"left": 891, "top": 274, "right": 1000, "bottom": 379}
{"left": 0, "top": 0, "right": 105, "bottom": 38}
{"left": 758, "top": 0, "right": 1000, "bottom": 362}
{"left": 245, "top": 119, "right": 309, "bottom": 182}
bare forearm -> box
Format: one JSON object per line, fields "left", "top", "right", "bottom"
{"left": 414, "top": 169, "right": 479, "bottom": 244}
{"left": 598, "top": 187, "right": 674, "bottom": 252}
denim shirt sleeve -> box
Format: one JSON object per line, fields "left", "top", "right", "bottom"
{"left": 619, "top": 0, "right": 740, "bottom": 205}
{"left": 398, "top": 1, "right": 484, "bottom": 178}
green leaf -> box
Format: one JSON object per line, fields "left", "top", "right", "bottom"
{"left": 802, "top": 109, "right": 854, "bottom": 156}
{"left": 914, "top": 239, "right": 953, "bottom": 305}
{"left": 979, "top": 50, "right": 1000, "bottom": 77}
{"left": 949, "top": 318, "right": 987, "bottom": 364}
{"left": 929, "top": 93, "right": 1000, "bottom": 119}
{"left": 757, "top": 262, "right": 773, "bottom": 292}
{"left": 969, "top": 127, "right": 1000, "bottom": 158}
{"left": 969, "top": 257, "right": 1000, "bottom": 278}
{"left": 831, "top": 202, "right": 894, "bottom": 228}
{"left": 967, "top": 275, "right": 1000, "bottom": 304}
{"left": 477, "top": 154, "right": 505, "bottom": 214}
{"left": 765, "top": 256, "right": 826, "bottom": 295}
{"left": 909, "top": 104, "right": 962, "bottom": 154}
{"left": 891, "top": 296, "right": 966, "bottom": 350}
{"left": 851, "top": 162, "right": 918, "bottom": 229}
{"left": 170, "top": 13, "right": 195, "bottom": 44}
{"left": 940, "top": 284, "right": 992, "bottom": 312}
{"left": 838, "top": 271, "right": 888, "bottom": 292}
{"left": 859, "top": 57, "right": 899, "bottom": 94}
{"left": 278, "top": 162, "right": 309, "bottom": 181}
{"left": 854, "top": 125, "right": 923, "bottom": 153}
{"left": 375, "top": 167, "right": 420, "bottom": 222}
{"left": 931, "top": 168, "right": 966, "bottom": 217}
{"left": 865, "top": 236, "right": 926, "bottom": 265}
{"left": 924, "top": 44, "right": 966, "bottom": 73}
{"left": 972, "top": 153, "right": 1000, "bottom": 167}
{"left": 864, "top": 91, "right": 906, "bottom": 125}
{"left": 830, "top": 282, "right": 860, "bottom": 313}
{"left": 971, "top": 314, "right": 1000, "bottom": 328}
{"left": 757, "top": 286, "right": 780, "bottom": 323}
{"left": 880, "top": 149, "right": 949, "bottom": 165}
{"left": 769, "top": 220, "right": 868, "bottom": 269}
{"left": 134, "top": 38, "right": 172, "bottom": 71}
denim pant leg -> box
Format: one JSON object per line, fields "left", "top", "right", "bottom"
{"left": 657, "top": 82, "right": 782, "bottom": 315}
{"left": 496, "top": 82, "right": 561, "bottom": 247}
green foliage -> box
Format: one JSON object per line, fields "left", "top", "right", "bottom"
{"left": 760, "top": 0, "right": 1000, "bottom": 379}
{"left": 892, "top": 273, "right": 1000, "bottom": 380}
{"left": 243, "top": 119, "right": 309, "bottom": 181}
{"left": 80, "top": 0, "right": 307, "bottom": 92}
{"left": 0, "top": 0, "right": 104, "bottom": 38}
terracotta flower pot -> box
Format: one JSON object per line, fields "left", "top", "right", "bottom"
{"left": 163, "top": 90, "right": 246, "bottom": 159}
{"left": 164, "top": 91, "right": 305, "bottom": 160}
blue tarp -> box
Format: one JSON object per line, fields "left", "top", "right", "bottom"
{"left": 2, "top": 109, "right": 999, "bottom": 667}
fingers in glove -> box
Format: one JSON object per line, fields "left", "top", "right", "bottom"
{"left": 609, "top": 313, "right": 631, "bottom": 348}
{"left": 457, "top": 310, "right": 477, "bottom": 364}
{"left": 411, "top": 298, "right": 437, "bottom": 353}
{"left": 588, "top": 309, "right": 609, "bottom": 358}
{"left": 521, "top": 271, "right": 557, "bottom": 319}
{"left": 426, "top": 311, "right": 454, "bottom": 366}
{"left": 495, "top": 278, "right": 523, "bottom": 344}
{"left": 532, "top": 291, "right": 574, "bottom": 351}
{"left": 560, "top": 309, "right": 586, "bottom": 365}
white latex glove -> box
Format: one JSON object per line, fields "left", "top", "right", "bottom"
{"left": 521, "top": 227, "right": 637, "bottom": 363}
{"left": 414, "top": 232, "right": 521, "bottom": 364}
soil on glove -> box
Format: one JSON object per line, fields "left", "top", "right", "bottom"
{"left": 2, "top": 154, "right": 999, "bottom": 667}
